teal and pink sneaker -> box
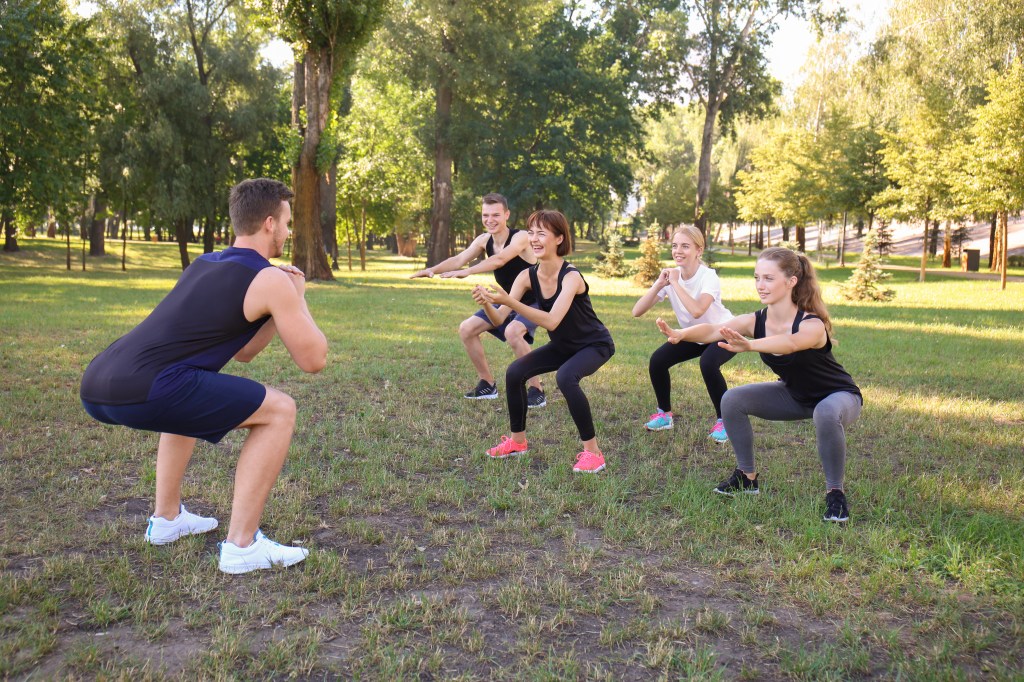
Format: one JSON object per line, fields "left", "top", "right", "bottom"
{"left": 644, "top": 410, "right": 673, "bottom": 431}
{"left": 572, "top": 450, "right": 606, "bottom": 473}
{"left": 708, "top": 419, "right": 729, "bottom": 444}
{"left": 487, "top": 435, "right": 529, "bottom": 459}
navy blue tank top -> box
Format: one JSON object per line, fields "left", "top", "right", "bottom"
{"left": 754, "top": 308, "right": 862, "bottom": 407}
{"left": 487, "top": 229, "right": 535, "bottom": 306}
{"left": 528, "top": 261, "right": 614, "bottom": 353}
{"left": 80, "top": 247, "right": 273, "bottom": 405}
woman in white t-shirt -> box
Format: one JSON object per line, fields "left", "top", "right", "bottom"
{"left": 632, "top": 225, "right": 736, "bottom": 442}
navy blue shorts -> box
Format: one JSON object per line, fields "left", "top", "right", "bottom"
{"left": 473, "top": 305, "right": 539, "bottom": 344}
{"left": 82, "top": 369, "right": 267, "bottom": 444}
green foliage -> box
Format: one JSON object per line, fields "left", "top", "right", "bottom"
{"left": 632, "top": 222, "right": 664, "bottom": 287}
{"left": 595, "top": 231, "right": 627, "bottom": 278}
{"left": 842, "top": 228, "right": 895, "bottom": 302}
{"left": 0, "top": 0, "right": 102, "bottom": 231}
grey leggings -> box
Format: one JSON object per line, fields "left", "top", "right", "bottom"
{"left": 721, "top": 382, "right": 862, "bottom": 491}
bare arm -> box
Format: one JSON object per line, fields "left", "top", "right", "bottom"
{"left": 478, "top": 270, "right": 584, "bottom": 332}
{"left": 443, "top": 231, "right": 532, "bottom": 278}
{"left": 656, "top": 313, "right": 755, "bottom": 344}
{"left": 410, "top": 235, "right": 486, "bottom": 278}
{"left": 632, "top": 269, "right": 671, "bottom": 317}
{"left": 666, "top": 268, "right": 714, "bottom": 319}
{"left": 233, "top": 318, "right": 277, "bottom": 363}
{"left": 244, "top": 267, "right": 327, "bottom": 373}
{"left": 471, "top": 269, "right": 532, "bottom": 326}
{"left": 718, "top": 317, "right": 826, "bottom": 355}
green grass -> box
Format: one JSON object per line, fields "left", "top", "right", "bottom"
{"left": 1, "top": 236, "right": 1022, "bottom": 679}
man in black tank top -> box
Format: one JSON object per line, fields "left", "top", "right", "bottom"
{"left": 410, "top": 193, "right": 546, "bottom": 406}
{"left": 80, "top": 179, "right": 329, "bottom": 574}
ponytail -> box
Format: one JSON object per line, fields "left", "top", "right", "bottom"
{"left": 758, "top": 247, "right": 834, "bottom": 339}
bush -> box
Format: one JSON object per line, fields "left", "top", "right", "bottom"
{"left": 595, "top": 231, "right": 628, "bottom": 278}
{"left": 633, "top": 222, "right": 665, "bottom": 287}
{"left": 842, "top": 228, "right": 895, "bottom": 302}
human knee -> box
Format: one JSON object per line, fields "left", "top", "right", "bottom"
{"left": 265, "top": 389, "right": 297, "bottom": 424}
{"left": 506, "top": 360, "right": 529, "bottom": 387}
{"left": 720, "top": 388, "right": 742, "bottom": 415}
{"left": 555, "top": 366, "right": 581, "bottom": 393}
{"left": 458, "top": 318, "right": 480, "bottom": 341}
{"left": 505, "top": 321, "right": 527, "bottom": 343}
{"left": 813, "top": 402, "right": 842, "bottom": 429}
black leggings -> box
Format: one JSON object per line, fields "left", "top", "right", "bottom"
{"left": 506, "top": 343, "right": 613, "bottom": 441}
{"left": 649, "top": 340, "right": 736, "bottom": 417}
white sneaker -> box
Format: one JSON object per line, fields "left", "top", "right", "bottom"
{"left": 144, "top": 504, "right": 219, "bottom": 545}
{"left": 218, "top": 530, "right": 309, "bottom": 574}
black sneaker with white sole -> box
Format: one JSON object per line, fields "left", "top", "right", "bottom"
{"left": 526, "top": 387, "right": 546, "bottom": 408}
{"left": 713, "top": 468, "right": 760, "bottom": 496}
{"left": 464, "top": 380, "right": 498, "bottom": 399}
{"left": 823, "top": 489, "right": 850, "bottom": 523}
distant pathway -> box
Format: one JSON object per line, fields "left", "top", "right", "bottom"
{"left": 880, "top": 264, "right": 1023, "bottom": 283}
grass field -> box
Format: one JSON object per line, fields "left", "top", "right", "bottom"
{"left": 1, "top": 237, "right": 1022, "bottom": 680}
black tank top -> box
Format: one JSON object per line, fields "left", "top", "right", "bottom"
{"left": 487, "top": 229, "right": 535, "bottom": 305}
{"left": 80, "top": 247, "right": 273, "bottom": 405}
{"left": 528, "top": 261, "right": 614, "bottom": 353}
{"left": 754, "top": 308, "right": 862, "bottom": 407}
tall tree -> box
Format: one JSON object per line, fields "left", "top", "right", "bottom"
{"left": 678, "top": 0, "right": 838, "bottom": 235}
{"left": 1, "top": 0, "right": 100, "bottom": 252}
{"left": 269, "top": 0, "right": 390, "bottom": 280}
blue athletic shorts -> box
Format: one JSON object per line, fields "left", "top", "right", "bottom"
{"left": 82, "top": 368, "right": 267, "bottom": 444}
{"left": 473, "top": 304, "right": 539, "bottom": 344}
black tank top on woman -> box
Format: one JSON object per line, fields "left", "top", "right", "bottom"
{"left": 754, "top": 308, "right": 862, "bottom": 407}
{"left": 528, "top": 261, "right": 614, "bottom": 353}
{"left": 487, "top": 229, "right": 535, "bottom": 306}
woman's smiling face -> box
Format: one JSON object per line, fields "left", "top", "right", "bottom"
{"left": 671, "top": 232, "right": 701, "bottom": 268}
{"left": 527, "top": 220, "right": 563, "bottom": 259}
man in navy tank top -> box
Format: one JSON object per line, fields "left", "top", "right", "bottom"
{"left": 81, "top": 178, "right": 328, "bottom": 574}
{"left": 410, "top": 193, "right": 547, "bottom": 407}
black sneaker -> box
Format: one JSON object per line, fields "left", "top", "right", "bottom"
{"left": 464, "top": 380, "right": 498, "bottom": 399}
{"left": 713, "top": 468, "right": 760, "bottom": 496}
{"left": 823, "top": 489, "right": 850, "bottom": 523}
{"left": 526, "top": 387, "right": 546, "bottom": 409}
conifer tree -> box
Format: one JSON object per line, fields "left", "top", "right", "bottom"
{"left": 633, "top": 222, "right": 665, "bottom": 287}
{"left": 842, "top": 228, "right": 894, "bottom": 302}
{"left": 596, "top": 231, "right": 628, "bottom": 278}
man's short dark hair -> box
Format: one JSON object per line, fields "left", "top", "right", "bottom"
{"left": 482, "top": 193, "right": 508, "bottom": 211}
{"left": 230, "top": 179, "right": 295, "bottom": 236}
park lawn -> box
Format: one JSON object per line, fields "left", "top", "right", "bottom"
{"left": 1, "top": 237, "right": 1022, "bottom": 680}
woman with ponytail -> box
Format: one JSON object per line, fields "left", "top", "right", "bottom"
{"left": 656, "top": 247, "right": 862, "bottom": 522}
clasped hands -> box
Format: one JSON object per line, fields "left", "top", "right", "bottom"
{"left": 472, "top": 283, "right": 510, "bottom": 307}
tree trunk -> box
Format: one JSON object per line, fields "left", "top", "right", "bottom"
{"left": 796, "top": 225, "right": 806, "bottom": 252}
{"left": 838, "top": 212, "right": 847, "bottom": 267}
{"left": 89, "top": 194, "right": 107, "bottom": 256}
{"left": 998, "top": 210, "right": 1008, "bottom": 290}
{"left": 694, "top": 102, "right": 719, "bottom": 237}
{"left": 359, "top": 201, "right": 367, "bottom": 271}
{"left": 918, "top": 219, "right": 929, "bottom": 282}
{"left": 202, "top": 216, "right": 215, "bottom": 253}
{"left": 1, "top": 209, "right": 17, "bottom": 252}
{"left": 291, "top": 51, "right": 334, "bottom": 280}
{"left": 941, "top": 220, "right": 951, "bottom": 268}
{"left": 988, "top": 212, "right": 997, "bottom": 270}
{"left": 427, "top": 34, "right": 455, "bottom": 268}
{"left": 782, "top": 224, "right": 790, "bottom": 242}
{"left": 321, "top": 164, "right": 339, "bottom": 269}
{"left": 175, "top": 217, "right": 191, "bottom": 270}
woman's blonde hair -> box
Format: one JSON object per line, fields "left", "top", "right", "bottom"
{"left": 671, "top": 224, "right": 705, "bottom": 252}
{"left": 757, "top": 247, "right": 834, "bottom": 339}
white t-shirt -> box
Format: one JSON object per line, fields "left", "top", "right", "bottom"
{"left": 656, "top": 264, "right": 732, "bottom": 328}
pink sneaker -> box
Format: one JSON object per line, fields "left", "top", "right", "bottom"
{"left": 572, "top": 450, "right": 606, "bottom": 473}
{"left": 487, "top": 435, "right": 528, "bottom": 459}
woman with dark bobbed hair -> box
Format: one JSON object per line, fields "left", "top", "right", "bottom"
{"left": 473, "top": 209, "right": 615, "bottom": 473}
